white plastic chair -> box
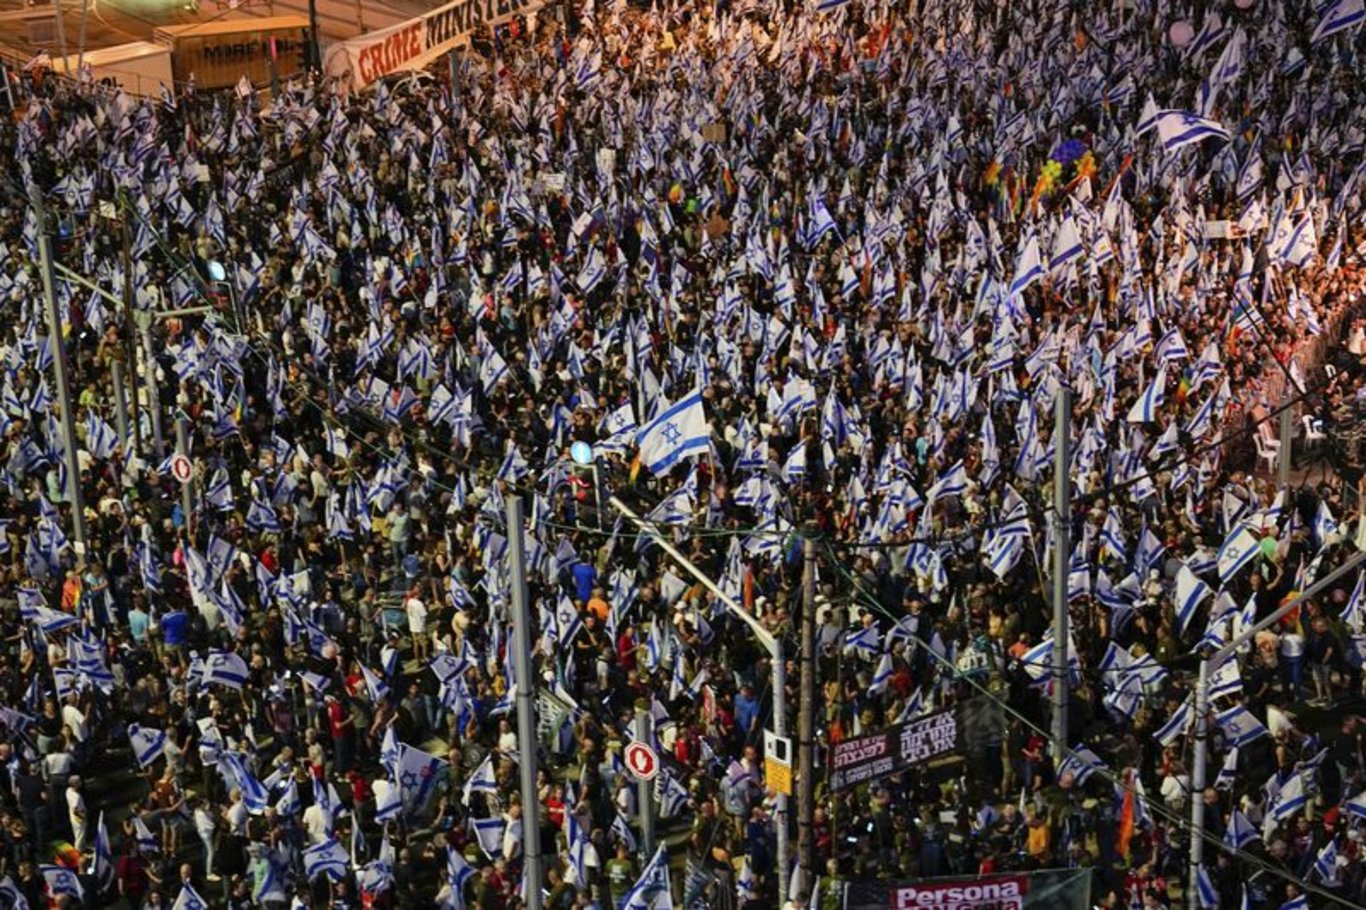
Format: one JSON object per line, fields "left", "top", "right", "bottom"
{"left": 1302, "top": 415, "right": 1326, "bottom": 452}
{"left": 1254, "top": 424, "right": 1281, "bottom": 475}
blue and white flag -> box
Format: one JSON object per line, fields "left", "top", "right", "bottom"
{"left": 1215, "top": 705, "right": 1268, "bottom": 747}
{"left": 1225, "top": 808, "right": 1259, "bottom": 848}
{"left": 1312, "top": 0, "right": 1364, "bottom": 44}
{"left": 1344, "top": 787, "right": 1366, "bottom": 819}
{"left": 473, "top": 817, "right": 505, "bottom": 859}
{"left": 303, "top": 837, "right": 350, "bottom": 881}
{"left": 1313, "top": 837, "right": 1339, "bottom": 883}
{"left": 1153, "top": 698, "right": 1194, "bottom": 746}
{"left": 1278, "top": 896, "right": 1307, "bottom": 910}
{"left": 203, "top": 650, "right": 249, "bottom": 689}
{"left": 1174, "top": 563, "right": 1213, "bottom": 634}
{"left": 1216, "top": 748, "right": 1240, "bottom": 791}
{"left": 1195, "top": 865, "right": 1219, "bottom": 909}
{"left": 622, "top": 845, "right": 673, "bottom": 910}
{"left": 91, "top": 811, "right": 114, "bottom": 893}
{"left": 636, "top": 390, "right": 709, "bottom": 476}
{"left": 40, "top": 866, "right": 82, "bottom": 901}
{"left": 1056, "top": 746, "right": 1106, "bottom": 785}
{"left": 0, "top": 876, "right": 28, "bottom": 910}
{"left": 172, "top": 884, "right": 209, "bottom": 910}
{"left": 1217, "top": 526, "right": 1261, "bottom": 584}
{"left": 1010, "top": 236, "right": 1044, "bottom": 297}
{"left": 463, "top": 754, "right": 498, "bottom": 806}
{"left": 128, "top": 724, "right": 168, "bottom": 768}
{"left": 1268, "top": 772, "right": 1308, "bottom": 822}
{"left": 1155, "top": 111, "right": 1230, "bottom": 152}
{"left": 1127, "top": 368, "right": 1166, "bottom": 422}
{"left": 396, "top": 743, "right": 447, "bottom": 809}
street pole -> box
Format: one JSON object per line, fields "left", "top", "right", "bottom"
{"left": 306, "top": 0, "right": 321, "bottom": 78}
{"left": 175, "top": 416, "right": 194, "bottom": 526}
{"left": 773, "top": 634, "right": 789, "bottom": 905}
{"left": 796, "top": 532, "right": 818, "bottom": 895}
{"left": 505, "top": 495, "right": 542, "bottom": 910}
{"left": 1051, "top": 387, "right": 1071, "bottom": 754}
{"left": 110, "top": 361, "right": 130, "bottom": 453}
{"left": 1185, "top": 549, "right": 1366, "bottom": 910}
{"left": 1278, "top": 394, "right": 1294, "bottom": 490}
{"left": 119, "top": 207, "right": 141, "bottom": 455}
{"left": 31, "top": 190, "right": 87, "bottom": 553}
{"left": 1187, "top": 657, "right": 1210, "bottom": 910}
{"left": 634, "top": 703, "right": 655, "bottom": 856}
{"left": 139, "top": 315, "right": 165, "bottom": 458}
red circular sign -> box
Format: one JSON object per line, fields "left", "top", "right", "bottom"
{"left": 624, "top": 742, "right": 659, "bottom": 781}
{"left": 170, "top": 454, "right": 193, "bottom": 484}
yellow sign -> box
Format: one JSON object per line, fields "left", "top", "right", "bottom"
{"left": 764, "top": 730, "right": 794, "bottom": 797}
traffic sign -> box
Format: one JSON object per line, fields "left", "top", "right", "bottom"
{"left": 170, "top": 453, "right": 193, "bottom": 485}
{"left": 764, "top": 729, "right": 793, "bottom": 797}
{"left": 624, "top": 742, "right": 659, "bottom": 781}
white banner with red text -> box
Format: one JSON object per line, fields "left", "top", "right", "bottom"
{"left": 322, "top": 0, "right": 546, "bottom": 91}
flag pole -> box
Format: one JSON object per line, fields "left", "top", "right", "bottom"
{"left": 1051, "top": 387, "right": 1071, "bottom": 755}
{"left": 175, "top": 416, "right": 194, "bottom": 528}
{"left": 634, "top": 702, "right": 656, "bottom": 856}
{"left": 30, "top": 186, "right": 88, "bottom": 553}
{"left": 505, "top": 494, "right": 543, "bottom": 910}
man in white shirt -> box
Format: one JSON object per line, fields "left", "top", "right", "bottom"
{"left": 302, "top": 793, "right": 331, "bottom": 844}
{"left": 405, "top": 586, "right": 429, "bottom": 662}
{"left": 192, "top": 794, "right": 219, "bottom": 881}
{"left": 65, "top": 776, "right": 87, "bottom": 853}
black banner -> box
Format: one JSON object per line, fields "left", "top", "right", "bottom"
{"left": 829, "top": 709, "right": 958, "bottom": 791}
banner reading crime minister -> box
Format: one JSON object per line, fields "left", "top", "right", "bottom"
{"left": 829, "top": 709, "right": 958, "bottom": 792}
{"left": 323, "top": 0, "right": 547, "bottom": 91}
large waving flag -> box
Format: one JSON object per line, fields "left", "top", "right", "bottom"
{"left": 1218, "top": 526, "right": 1261, "bottom": 584}
{"left": 636, "top": 390, "right": 709, "bottom": 476}
{"left": 396, "top": 743, "right": 447, "bottom": 810}
{"left": 128, "top": 724, "right": 168, "bottom": 769}
{"left": 1174, "top": 563, "right": 1213, "bottom": 634}
{"left": 1215, "top": 704, "right": 1268, "bottom": 747}
{"left": 1312, "top": 0, "right": 1365, "bottom": 44}
{"left": 203, "top": 650, "right": 249, "bottom": 689}
{"left": 1127, "top": 368, "right": 1166, "bottom": 423}
{"left": 622, "top": 845, "right": 674, "bottom": 910}
{"left": 303, "top": 838, "right": 350, "bottom": 881}
{"left": 1154, "top": 110, "right": 1230, "bottom": 152}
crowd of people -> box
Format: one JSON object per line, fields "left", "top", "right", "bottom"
{"left": 0, "top": 0, "right": 1362, "bottom": 905}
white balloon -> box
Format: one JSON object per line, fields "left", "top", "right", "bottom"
{"left": 1169, "top": 20, "right": 1195, "bottom": 46}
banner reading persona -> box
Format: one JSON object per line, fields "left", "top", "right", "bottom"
{"left": 889, "top": 876, "right": 1029, "bottom": 910}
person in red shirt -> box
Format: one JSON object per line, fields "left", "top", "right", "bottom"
{"left": 616, "top": 624, "right": 637, "bottom": 674}
{"left": 326, "top": 694, "right": 355, "bottom": 774}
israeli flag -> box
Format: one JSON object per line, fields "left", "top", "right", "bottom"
{"left": 1174, "top": 564, "right": 1213, "bottom": 634}
{"left": 41, "top": 866, "right": 83, "bottom": 900}
{"left": 462, "top": 754, "right": 498, "bottom": 807}
{"left": 636, "top": 390, "right": 710, "bottom": 476}
{"left": 1215, "top": 704, "right": 1268, "bottom": 747}
{"left": 91, "top": 811, "right": 114, "bottom": 892}
{"left": 1225, "top": 808, "right": 1259, "bottom": 848}
{"left": 203, "top": 650, "right": 249, "bottom": 689}
{"left": 473, "top": 817, "right": 505, "bottom": 859}
{"left": 1215, "top": 749, "right": 1240, "bottom": 791}
{"left": 1153, "top": 698, "right": 1194, "bottom": 746}
{"left": 1127, "top": 368, "right": 1166, "bottom": 423}
{"left": 1009, "top": 236, "right": 1044, "bottom": 297}
{"left": 302, "top": 838, "right": 350, "bottom": 882}
{"left": 1056, "top": 746, "right": 1106, "bottom": 785}
{"left": 396, "top": 743, "right": 447, "bottom": 810}
{"left": 172, "top": 884, "right": 208, "bottom": 910}
{"left": 1154, "top": 110, "right": 1231, "bottom": 152}
{"left": 1313, "top": 838, "right": 1338, "bottom": 883}
{"left": 1217, "top": 526, "right": 1261, "bottom": 584}
{"left": 1195, "top": 865, "right": 1219, "bottom": 909}
{"left": 1268, "top": 772, "right": 1308, "bottom": 822}
{"left": 1312, "top": 0, "right": 1365, "bottom": 44}
{"left": 128, "top": 724, "right": 168, "bottom": 768}
{"left": 1344, "top": 787, "right": 1366, "bottom": 819}
{"left": 622, "top": 845, "right": 673, "bottom": 910}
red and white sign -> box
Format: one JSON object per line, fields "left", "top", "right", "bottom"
{"left": 322, "top": 0, "right": 548, "bottom": 92}
{"left": 170, "top": 453, "right": 193, "bottom": 485}
{"left": 624, "top": 742, "right": 658, "bottom": 781}
{"left": 889, "top": 876, "right": 1028, "bottom": 910}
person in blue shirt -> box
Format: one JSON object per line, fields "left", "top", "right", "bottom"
{"left": 734, "top": 683, "right": 760, "bottom": 750}
{"left": 572, "top": 560, "right": 597, "bottom": 604}
{"left": 160, "top": 607, "right": 189, "bottom": 660}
